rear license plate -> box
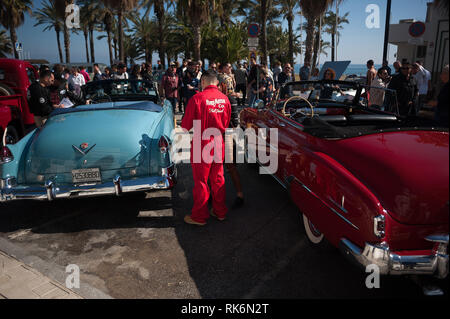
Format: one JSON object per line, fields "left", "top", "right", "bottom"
{"left": 72, "top": 168, "right": 102, "bottom": 184}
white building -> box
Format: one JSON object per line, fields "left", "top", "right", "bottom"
{"left": 389, "top": 1, "right": 448, "bottom": 83}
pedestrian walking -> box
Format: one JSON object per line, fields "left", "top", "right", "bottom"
{"left": 299, "top": 62, "right": 311, "bottom": 81}
{"left": 388, "top": 62, "right": 418, "bottom": 116}
{"left": 382, "top": 60, "right": 392, "bottom": 76}
{"left": 247, "top": 57, "right": 259, "bottom": 106}
{"left": 277, "top": 63, "right": 294, "bottom": 98}
{"left": 234, "top": 63, "right": 248, "bottom": 106}
{"left": 220, "top": 62, "right": 245, "bottom": 209}
{"left": 366, "top": 60, "right": 377, "bottom": 87}
{"left": 80, "top": 66, "right": 91, "bottom": 83}
{"left": 113, "top": 63, "right": 129, "bottom": 80}
{"left": 412, "top": 62, "right": 431, "bottom": 113}
{"left": 182, "top": 62, "right": 200, "bottom": 105}
{"left": 369, "top": 67, "right": 391, "bottom": 108}
{"left": 272, "top": 61, "right": 282, "bottom": 88}
{"left": 93, "top": 64, "right": 103, "bottom": 81}
{"left": 68, "top": 67, "right": 85, "bottom": 97}
{"left": 181, "top": 70, "right": 231, "bottom": 226}
{"left": 161, "top": 62, "right": 179, "bottom": 113}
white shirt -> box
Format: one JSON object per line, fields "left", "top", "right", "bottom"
{"left": 113, "top": 72, "right": 129, "bottom": 80}
{"left": 414, "top": 65, "right": 431, "bottom": 95}
{"left": 69, "top": 73, "right": 85, "bottom": 87}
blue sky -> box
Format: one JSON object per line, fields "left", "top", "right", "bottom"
{"left": 8, "top": 0, "right": 431, "bottom": 66}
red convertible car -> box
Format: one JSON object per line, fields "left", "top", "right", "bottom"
{"left": 240, "top": 80, "right": 448, "bottom": 279}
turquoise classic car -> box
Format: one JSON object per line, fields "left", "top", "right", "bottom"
{"left": 0, "top": 79, "right": 176, "bottom": 201}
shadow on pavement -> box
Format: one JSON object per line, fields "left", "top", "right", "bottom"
{"left": 0, "top": 163, "right": 430, "bottom": 298}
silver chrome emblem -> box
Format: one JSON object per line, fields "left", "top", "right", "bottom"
{"left": 72, "top": 143, "right": 96, "bottom": 155}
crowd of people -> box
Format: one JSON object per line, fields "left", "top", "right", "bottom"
{"left": 27, "top": 56, "right": 448, "bottom": 130}
{"left": 364, "top": 59, "right": 449, "bottom": 126}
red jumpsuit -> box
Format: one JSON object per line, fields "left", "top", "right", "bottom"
{"left": 181, "top": 85, "right": 231, "bottom": 223}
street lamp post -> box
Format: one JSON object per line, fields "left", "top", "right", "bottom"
{"left": 382, "top": 0, "right": 392, "bottom": 63}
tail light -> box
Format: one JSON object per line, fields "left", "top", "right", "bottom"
{"left": 374, "top": 215, "right": 386, "bottom": 238}
{"left": 158, "top": 136, "right": 169, "bottom": 153}
{"left": 0, "top": 146, "right": 13, "bottom": 163}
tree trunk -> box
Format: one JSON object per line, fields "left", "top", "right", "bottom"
{"left": 83, "top": 30, "right": 90, "bottom": 63}
{"left": 9, "top": 27, "right": 18, "bottom": 59}
{"left": 89, "top": 28, "right": 95, "bottom": 63}
{"left": 118, "top": 11, "right": 124, "bottom": 62}
{"left": 107, "top": 31, "right": 113, "bottom": 66}
{"left": 312, "top": 26, "right": 320, "bottom": 70}
{"left": 304, "top": 18, "right": 316, "bottom": 66}
{"left": 63, "top": 23, "right": 70, "bottom": 63}
{"left": 260, "top": 0, "right": 271, "bottom": 65}
{"left": 113, "top": 36, "right": 118, "bottom": 60}
{"left": 287, "top": 14, "right": 294, "bottom": 68}
{"left": 193, "top": 23, "right": 201, "bottom": 61}
{"left": 56, "top": 29, "right": 64, "bottom": 63}
{"left": 156, "top": 6, "right": 166, "bottom": 68}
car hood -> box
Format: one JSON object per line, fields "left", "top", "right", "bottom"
{"left": 327, "top": 131, "right": 449, "bottom": 225}
{"left": 25, "top": 108, "right": 164, "bottom": 177}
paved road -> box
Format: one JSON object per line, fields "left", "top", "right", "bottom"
{"left": 1, "top": 160, "right": 443, "bottom": 299}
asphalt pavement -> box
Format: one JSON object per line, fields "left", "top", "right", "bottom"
{"left": 0, "top": 113, "right": 445, "bottom": 299}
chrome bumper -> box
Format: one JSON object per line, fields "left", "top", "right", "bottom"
{"left": 339, "top": 236, "right": 449, "bottom": 279}
{"left": 0, "top": 167, "right": 176, "bottom": 202}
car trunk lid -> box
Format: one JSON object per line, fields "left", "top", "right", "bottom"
{"left": 327, "top": 130, "right": 449, "bottom": 225}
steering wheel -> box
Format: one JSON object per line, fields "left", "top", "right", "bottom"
{"left": 89, "top": 92, "right": 112, "bottom": 104}
{"left": 282, "top": 95, "right": 315, "bottom": 118}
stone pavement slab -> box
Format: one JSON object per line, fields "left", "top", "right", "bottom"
{"left": 0, "top": 251, "right": 83, "bottom": 299}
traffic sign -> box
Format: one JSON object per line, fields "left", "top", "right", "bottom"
{"left": 409, "top": 21, "right": 426, "bottom": 38}
{"left": 248, "top": 23, "right": 260, "bottom": 38}
{"left": 247, "top": 37, "right": 259, "bottom": 47}
{"left": 15, "top": 42, "right": 22, "bottom": 52}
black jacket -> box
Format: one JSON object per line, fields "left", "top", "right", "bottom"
{"left": 388, "top": 74, "right": 418, "bottom": 115}
{"left": 27, "top": 82, "right": 54, "bottom": 117}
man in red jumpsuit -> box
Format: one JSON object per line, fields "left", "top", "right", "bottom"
{"left": 181, "top": 70, "right": 231, "bottom": 226}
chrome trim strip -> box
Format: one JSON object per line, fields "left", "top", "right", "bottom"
{"left": 425, "top": 235, "right": 449, "bottom": 244}
{"left": 327, "top": 196, "right": 348, "bottom": 214}
{"left": 0, "top": 175, "right": 175, "bottom": 202}
{"left": 269, "top": 109, "right": 305, "bottom": 131}
{"left": 292, "top": 177, "right": 359, "bottom": 230}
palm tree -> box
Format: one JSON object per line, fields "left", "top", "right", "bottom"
{"left": 78, "top": 5, "right": 91, "bottom": 62}
{"left": 0, "top": 0, "right": 33, "bottom": 59}
{"left": 259, "top": 0, "right": 276, "bottom": 65}
{"left": 129, "top": 11, "right": 156, "bottom": 64}
{"left": 323, "top": 10, "right": 348, "bottom": 61}
{"left": 177, "top": 0, "right": 214, "bottom": 61}
{"left": 123, "top": 34, "right": 143, "bottom": 65}
{"left": 54, "top": 0, "right": 73, "bottom": 63}
{"left": 279, "top": 0, "right": 298, "bottom": 68}
{"left": 33, "top": 0, "right": 64, "bottom": 63}
{"left": 298, "top": 0, "right": 333, "bottom": 66}
{"left": 99, "top": 6, "right": 117, "bottom": 65}
{"left": 0, "top": 29, "right": 12, "bottom": 58}
{"left": 79, "top": 0, "right": 102, "bottom": 63}
{"left": 102, "top": 0, "right": 139, "bottom": 62}
{"left": 141, "top": 0, "right": 173, "bottom": 68}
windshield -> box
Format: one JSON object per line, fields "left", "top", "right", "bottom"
{"left": 276, "top": 80, "right": 399, "bottom": 116}
{"left": 83, "top": 79, "right": 158, "bottom": 102}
